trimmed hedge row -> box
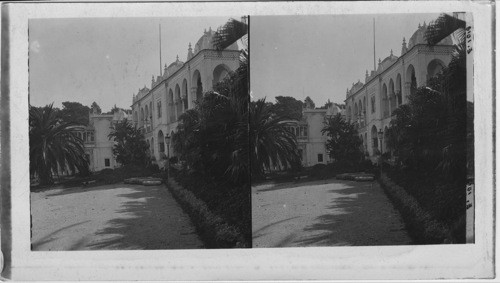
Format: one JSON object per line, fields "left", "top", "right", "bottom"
{"left": 379, "top": 173, "right": 456, "bottom": 244}
{"left": 166, "top": 178, "right": 250, "bottom": 249}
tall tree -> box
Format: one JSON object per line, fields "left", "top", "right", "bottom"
{"left": 271, "top": 96, "right": 304, "bottom": 121}
{"left": 322, "top": 113, "right": 363, "bottom": 166}
{"left": 91, "top": 101, "right": 102, "bottom": 114}
{"left": 108, "top": 119, "right": 150, "bottom": 167}
{"left": 250, "top": 98, "right": 301, "bottom": 177}
{"left": 425, "top": 13, "right": 468, "bottom": 179}
{"left": 30, "top": 104, "right": 89, "bottom": 185}
{"left": 59, "top": 101, "right": 91, "bottom": 126}
{"left": 304, "top": 96, "right": 315, "bottom": 109}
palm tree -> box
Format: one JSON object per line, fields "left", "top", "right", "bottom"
{"left": 250, "top": 98, "right": 301, "bottom": 178}
{"left": 29, "top": 103, "right": 89, "bottom": 186}
{"left": 425, "top": 13, "right": 469, "bottom": 180}
{"left": 425, "top": 13, "right": 467, "bottom": 102}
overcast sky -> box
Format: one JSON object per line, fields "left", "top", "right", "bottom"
{"left": 29, "top": 16, "right": 238, "bottom": 111}
{"left": 250, "top": 13, "right": 441, "bottom": 106}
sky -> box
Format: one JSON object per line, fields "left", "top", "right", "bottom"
{"left": 250, "top": 13, "right": 441, "bottom": 106}
{"left": 29, "top": 16, "right": 239, "bottom": 112}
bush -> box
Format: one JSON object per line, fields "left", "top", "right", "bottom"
{"left": 167, "top": 178, "right": 249, "bottom": 248}
{"left": 379, "top": 173, "right": 459, "bottom": 244}
{"left": 382, "top": 162, "right": 465, "bottom": 242}
{"left": 171, "top": 168, "right": 251, "bottom": 245}
{"left": 169, "top": 156, "right": 178, "bottom": 164}
{"left": 61, "top": 164, "right": 158, "bottom": 188}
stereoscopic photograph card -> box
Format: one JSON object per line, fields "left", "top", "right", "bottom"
{"left": 0, "top": 1, "right": 495, "bottom": 281}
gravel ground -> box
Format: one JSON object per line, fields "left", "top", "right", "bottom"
{"left": 252, "top": 178, "right": 412, "bottom": 247}
{"left": 31, "top": 183, "right": 204, "bottom": 250}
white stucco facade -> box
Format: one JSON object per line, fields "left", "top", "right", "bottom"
{"left": 83, "top": 110, "right": 130, "bottom": 172}
{"left": 344, "top": 22, "right": 454, "bottom": 162}
{"left": 131, "top": 27, "right": 244, "bottom": 167}
{"left": 286, "top": 104, "right": 345, "bottom": 168}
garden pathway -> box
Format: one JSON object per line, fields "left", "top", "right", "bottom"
{"left": 252, "top": 178, "right": 412, "bottom": 247}
{"left": 31, "top": 183, "right": 204, "bottom": 250}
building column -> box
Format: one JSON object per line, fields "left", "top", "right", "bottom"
{"left": 403, "top": 82, "right": 411, "bottom": 104}
{"left": 191, "top": 86, "right": 198, "bottom": 105}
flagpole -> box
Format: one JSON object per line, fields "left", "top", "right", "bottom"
{"left": 159, "top": 23, "right": 162, "bottom": 76}
{"left": 373, "top": 18, "right": 376, "bottom": 71}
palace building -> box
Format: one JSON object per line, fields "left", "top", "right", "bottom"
{"left": 81, "top": 106, "right": 131, "bottom": 172}
{"left": 344, "top": 22, "right": 455, "bottom": 162}
{"left": 131, "top": 25, "right": 246, "bottom": 167}
{"left": 284, "top": 103, "right": 345, "bottom": 168}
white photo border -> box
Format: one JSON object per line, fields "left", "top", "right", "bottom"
{"left": 2, "top": 1, "right": 495, "bottom": 281}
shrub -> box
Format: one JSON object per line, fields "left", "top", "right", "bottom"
{"left": 379, "top": 173, "right": 457, "bottom": 244}
{"left": 171, "top": 169, "right": 251, "bottom": 244}
{"left": 167, "top": 178, "right": 249, "bottom": 248}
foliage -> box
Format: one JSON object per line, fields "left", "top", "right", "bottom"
{"left": 379, "top": 173, "right": 456, "bottom": 244}
{"left": 382, "top": 14, "right": 469, "bottom": 242}
{"left": 271, "top": 96, "right": 304, "bottom": 120}
{"left": 304, "top": 96, "right": 315, "bottom": 109}
{"left": 250, "top": 98, "right": 302, "bottom": 178}
{"left": 317, "top": 99, "right": 333, "bottom": 110}
{"left": 170, "top": 17, "right": 251, "bottom": 247}
{"left": 58, "top": 101, "right": 91, "bottom": 125}
{"left": 108, "top": 119, "right": 150, "bottom": 167}
{"left": 167, "top": 177, "right": 249, "bottom": 248}
{"left": 91, "top": 101, "right": 102, "bottom": 114}
{"left": 322, "top": 113, "right": 364, "bottom": 166}
{"left": 29, "top": 103, "right": 89, "bottom": 186}
{"left": 172, "top": 16, "right": 251, "bottom": 184}
{"left": 213, "top": 18, "right": 248, "bottom": 51}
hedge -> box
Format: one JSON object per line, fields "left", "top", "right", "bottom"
{"left": 378, "top": 173, "right": 457, "bottom": 244}
{"left": 166, "top": 178, "right": 250, "bottom": 248}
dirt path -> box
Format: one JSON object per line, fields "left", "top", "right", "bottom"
{"left": 31, "top": 183, "right": 204, "bottom": 250}
{"left": 252, "top": 178, "right": 412, "bottom": 247}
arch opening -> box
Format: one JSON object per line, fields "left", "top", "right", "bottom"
{"left": 182, "top": 79, "right": 188, "bottom": 110}
{"left": 175, "top": 84, "right": 182, "bottom": 120}
{"left": 213, "top": 64, "right": 231, "bottom": 86}
{"left": 396, "top": 74, "right": 402, "bottom": 106}
{"left": 406, "top": 65, "right": 417, "bottom": 96}
{"left": 371, "top": 125, "right": 379, "bottom": 155}
{"left": 192, "top": 70, "right": 203, "bottom": 102}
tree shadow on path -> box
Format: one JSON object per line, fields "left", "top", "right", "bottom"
{"left": 295, "top": 181, "right": 412, "bottom": 247}
{"left": 86, "top": 185, "right": 204, "bottom": 250}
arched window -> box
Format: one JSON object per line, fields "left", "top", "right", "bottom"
{"left": 371, "top": 125, "right": 379, "bottom": 155}
{"left": 382, "top": 83, "right": 389, "bottom": 118}
{"left": 175, "top": 84, "right": 182, "bottom": 120}
{"left": 192, "top": 70, "right": 202, "bottom": 102}
{"left": 396, "top": 74, "right": 402, "bottom": 106}
{"left": 169, "top": 89, "right": 175, "bottom": 123}
{"left": 389, "top": 79, "right": 396, "bottom": 113}
{"left": 354, "top": 102, "right": 358, "bottom": 124}
{"left": 427, "top": 59, "right": 445, "bottom": 83}
{"left": 158, "top": 130, "right": 165, "bottom": 153}
{"left": 406, "top": 64, "right": 417, "bottom": 96}
{"left": 213, "top": 64, "right": 231, "bottom": 86}
{"left": 182, "top": 79, "right": 188, "bottom": 110}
